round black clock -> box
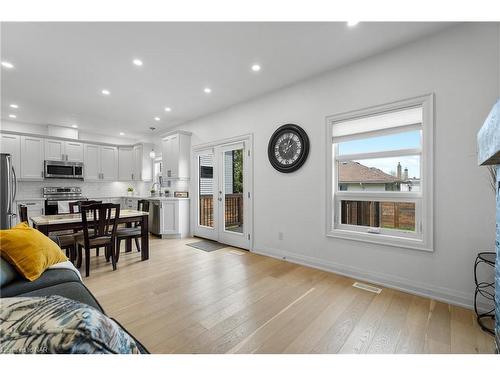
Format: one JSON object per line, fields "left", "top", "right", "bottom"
{"left": 268, "top": 124, "right": 309, "bottom": 173}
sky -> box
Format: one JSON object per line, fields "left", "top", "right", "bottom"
{"left": 338, "top": 130, "right": 421, "bottom": 178}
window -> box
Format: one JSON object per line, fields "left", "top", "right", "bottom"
{"left": 326, "top": 95, "right": 434, "bottom": 251}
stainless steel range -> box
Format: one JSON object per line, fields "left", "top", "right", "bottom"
{"left": 43, "top": 187, "right": 86, "bottom": 215}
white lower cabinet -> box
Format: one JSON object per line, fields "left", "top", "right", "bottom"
{"left": 150, "top": 199, "right": 189, "bottom": 238}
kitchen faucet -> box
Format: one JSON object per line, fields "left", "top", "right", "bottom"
{"left": 151, "top": 182, "right": 161, "bottom": 196}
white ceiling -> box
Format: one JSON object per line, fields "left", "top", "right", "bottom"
{"left": 1, "top": 22, "right": 455, "bottom": 139}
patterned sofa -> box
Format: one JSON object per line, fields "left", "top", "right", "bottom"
{"left": 0, "top": 257, "right": 148, "bottom": 353}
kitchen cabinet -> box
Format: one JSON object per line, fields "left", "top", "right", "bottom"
{"left": 133, "top": 144, "right": 153, "bottom": 181}
{"left": 149, "top": 198, "right": 189, "bottom": 238}
{"left": 118, "top": 147, "right": 134, "bottom": 180}
{"left": 83, "top": 144, "right": 100, "bottom": 180}
{"left": 65, "top": 142, "right": 84, "bottom": 162}
{"left": 20, "top": 136, "right": 44, "bottom": 180}
{"left": 0, "top": 133, "right": 21, "bottom": 176}
{"left": 45, "top": 139, "right": 83, "bottom": 162}
{"left": 117, "top": 144, "right": 153, "bottom": 181}
{"left": 15, "top": 200, "right": 44, "bottom": 225}
{"left": 162, "top": 131, "right": 191, "bottom": 180}
{"left": 100, "top": 146, "right": 118, "bottom": 181}
{"left": 83, "top": 144, "right": 118, "bottom": 181}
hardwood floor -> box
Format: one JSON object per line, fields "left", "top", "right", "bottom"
{"left": 84, "top": 236, "right": 495, "bottom": 354}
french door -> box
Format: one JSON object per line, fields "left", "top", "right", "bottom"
{"left": 193, "top": 138, "right": 252, "bottom": 250}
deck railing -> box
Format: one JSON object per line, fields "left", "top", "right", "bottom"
{"left": 199, "top": 193, "right": 243, "bottom": 228}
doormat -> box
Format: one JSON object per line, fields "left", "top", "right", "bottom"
{"left": 187, "top": 240, "right": 227, "bottom": 252}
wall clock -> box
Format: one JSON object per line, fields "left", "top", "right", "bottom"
{"left": 268, "top": 124, "right": 310, "bottom": 173}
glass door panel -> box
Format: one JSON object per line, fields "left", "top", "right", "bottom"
{"left": 198, "top": 154, "right": 214, "bottom": 228}
{"left": 223, "top": 148, "right": 244, "bottom": 234}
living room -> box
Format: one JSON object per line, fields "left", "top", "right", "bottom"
{"left": 1, "top": 0, "right": 500, "bottom": 373}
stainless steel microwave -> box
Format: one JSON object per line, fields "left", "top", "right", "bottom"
{"left": 44, "top": 160, "right": 84, "bottom": 180}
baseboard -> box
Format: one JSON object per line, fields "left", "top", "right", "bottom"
{"left": 251, "top": 246, "right": 478, "bottom": 310}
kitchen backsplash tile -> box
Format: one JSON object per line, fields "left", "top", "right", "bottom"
{"left": 17, "top": 180, "right": 152, "bottom": 199}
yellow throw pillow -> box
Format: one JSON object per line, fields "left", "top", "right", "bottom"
{"left": 0, "top": 222, "right": 68, "bottom": 281}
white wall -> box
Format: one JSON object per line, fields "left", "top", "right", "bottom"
{"left": 163, "top": 23, "right": 500, "bottom": 307}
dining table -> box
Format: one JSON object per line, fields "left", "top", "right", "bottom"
{"left": 30, "top": 209, "right": 150, "bottom": 261}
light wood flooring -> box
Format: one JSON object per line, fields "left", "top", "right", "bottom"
{"left": 84, "top": 236, "right": 495, "bottom": 354}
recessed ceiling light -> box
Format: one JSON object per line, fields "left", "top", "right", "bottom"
{"left": 101, "top": 89, "right": 110, "bottom": 95}
{"left": 119, "top": 132, "right": 125, "bottom": 136}
{"left": 1, "top": 61, "right": 14, "bottom": 69}
{"left": 251, "top": 64, "right": 261, "bottom": 72}
{"left": 347, "top": 21, "right": 359, "bottom": 27}
{"left": 8, "top": 114, "right": 16, "bottom": 119}
{"left": 164, "top": 107, "right": 172, "bottom": 112}
{"left": 72, "top": 124, "right": 78, "bottom": 128}
{"left": 9, "top": 104, "right": 19, "bottom": 109}
{"left": 154, "top": 117, "right": 160, "bottom": 121}
{"left": 132, "top": 59, "right": 143, "bottom": 66}
{"left": 204, "top": 87, "right": 212, "bottom": 94}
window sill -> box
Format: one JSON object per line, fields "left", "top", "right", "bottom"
{"left": 326, "top": 228, "right": 433, "bottom": 253}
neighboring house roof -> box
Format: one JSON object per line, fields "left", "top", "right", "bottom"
{"left": 338, "top": 161, "right": 400, "bottom": 183}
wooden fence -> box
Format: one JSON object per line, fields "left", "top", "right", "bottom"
{"left": 341, "top": 201, "right": 415, "bottom": 231}
{"left": 199, "top": 193, "right": 243, "bottom": 228}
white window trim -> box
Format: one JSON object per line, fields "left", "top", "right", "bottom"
{"left": 325, "top": 94, "right": 434, "bottom": 252}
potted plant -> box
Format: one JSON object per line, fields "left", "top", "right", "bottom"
{"left": 150, "top": 189, "right": 156, "bottom": 197}
{"left": 127, "top": 187, "right": 134, "bottom": 196}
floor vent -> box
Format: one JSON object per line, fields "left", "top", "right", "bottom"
{"left": 352, "top": 282, "right": 382, "bottom": 294}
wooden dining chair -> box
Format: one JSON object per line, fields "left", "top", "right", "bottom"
{"left": 50, "top": 200, "right": 103, "bottom": 264}
{"left": 115, "top": 199, "right": 149, "bottom": 261}
{"left": 69, "top": 200, "right": 102, "bottom": 213}
{"left": 76, "top": 203, "right": 120, "bottom": 277}
{"left": 18, "top": 204, "right": 28, "bottom": 224}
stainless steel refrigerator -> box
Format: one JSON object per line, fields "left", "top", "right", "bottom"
{"left": 0, "top": 153, "right": 18, "bottom": 229}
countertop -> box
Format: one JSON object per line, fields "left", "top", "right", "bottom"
{"left": 30, "top": 209, "right": 149, "bottom": 225}
{"left": 16, "top": 195, "right": 189, "bottom": 202}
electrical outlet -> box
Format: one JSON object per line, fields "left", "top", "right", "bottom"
{"left": 278, "top": 232, "right": 284, "bottom": 240}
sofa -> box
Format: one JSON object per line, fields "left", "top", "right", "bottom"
{"left": 0, "top": 257, "right": 148, "bottom": 354}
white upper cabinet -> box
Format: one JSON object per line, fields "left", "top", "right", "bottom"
{"left": 84, "top": 144, "right": 100, "bottom": 180}
{"left": 134, "top": 144, "right": 153, "bottom": 181}
{"left": 0, "top": 133, "right": 21, "bottom": 175}
{"left": 117, "top": 144, "right": 153, "bottom": 181}
{"left": 84, "top": 144, "right": 117, "bottom": 181}
{"left": 20, "top": 136, "right": 44, "bottom": 180}
{"left": 65, "top": 142, "right": 84, "bottom": 162}
{"left": 100, "top": 146, "right": 118, "bottom": 181}
{"left": 45, "top": 139, "right": 65, "bottom": 161}
{"left": 45, "top": 139, "right": 83, "bottom": 162}
{"left": 162, "top": 131, "right": 191, "bottom": 180}
{"left": 118, "top": 147, "right": 134, "bottom": 180}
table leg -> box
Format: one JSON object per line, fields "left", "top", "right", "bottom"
{"left": 125, "top": 221, "right": 132, "bottom": 252}
{"left": 141, "top": 215, "right": 149, "bottom": 261}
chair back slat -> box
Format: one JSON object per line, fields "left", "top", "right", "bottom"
{"left": 80, "top": 203, "right": 120, "bottom": 250}
{"left": 137, "top": 199, "right": 150, "bottom": 213}
{"left": 72, "top": 200, "right": 102, "bottom": 213}
{"left": 18, "top": 204, "right": 28, "bottom": 224}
